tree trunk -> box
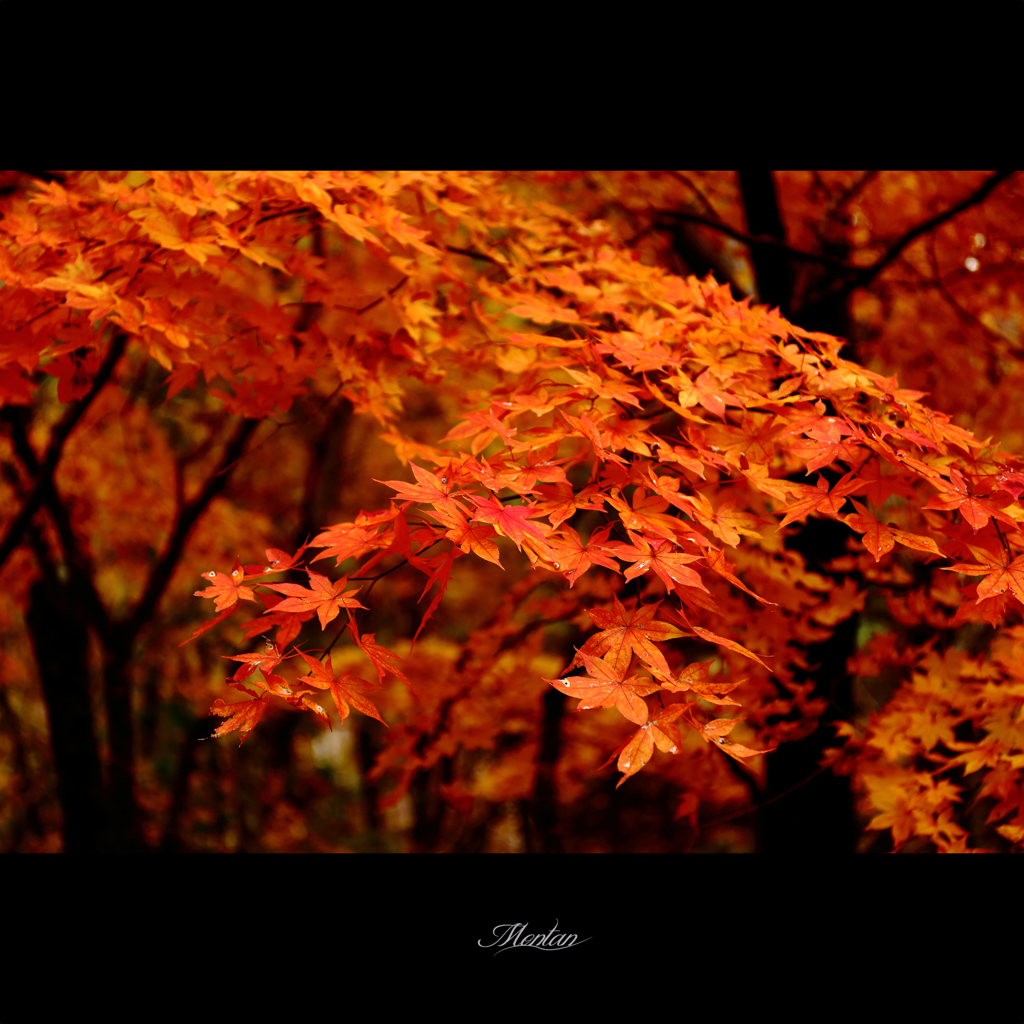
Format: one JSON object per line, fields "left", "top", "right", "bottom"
{"left": 737, "top": 170, "right": 858, "bottom": 854}
{"left": 737, "top": 170, "right": 795, "bottom": 315}
{"left": 526, "top": 686, "right": 564, "bottom": 852}
{"left": 104, "top": 640, "right": 144, "bottom": 852}
{"left": 26, "top": 579, "right": 106, "bottom": 853}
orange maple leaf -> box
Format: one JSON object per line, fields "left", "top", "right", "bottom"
{"left": 375, "top": 462, "right": 461, "bottom": 506}
{"left": 699, "top": 716, "right": 777, "bottom": 765}
{"left": 941, "top": 553, "right": 1024, "bottom": 605}
{"left": 544, "top": 650, "right": 662, "bottom": 725}
{"left": 539, "top": 524, "right": 620, "bottom": 587}
{"left": 264, "top": 570, "right": 367, "bottom": 629}
{"left": 651, "top": 660, "right": 744, "bottom": 706}
{"left": 775, "top": 471, "right": 865, "bottom": 530}
{"left": 296, "top": 651, "right": 388, "bottom": 727}
{"left": 208, "top": 693, "right": 270, "bottom": 746}
{"left": 672, "top": 367, "right": 744, "bottom": 420}
{"left": 576, "top": 595, "right": 687, "bottom": 678}
{"left": 842, "top": 500, "right": 896, "bottom": 562}
{"left": 616, "top": 703, "right": 689, "bottom": 787}
{"left": 605, "top": 486, "right": 682, "bottom": 542}
{"left": 922, "top": 468, "right": 1017, "bottom": 532}
{"left": 691, "top": 625, "right": 772, "bottom": 672}
{"left": 308, "top": 522, "right": 383, "bottom": 567}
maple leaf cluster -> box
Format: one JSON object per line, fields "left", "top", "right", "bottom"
{"left": 4, "top": 170, "right": 1024, "bottom": 852}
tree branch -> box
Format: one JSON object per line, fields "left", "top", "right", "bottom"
{"left": 659, "top": 171, "right": 1018, "bottom": 304}
{"left": 1, "top": 406, "right": 111, "bottom": 638}
{"left": 664, "top": 171, "right": 721, "bottom": 219}
{"left": 446, "top": 245, "right": 502, "bottom": 266}
{"left": 857, "top": 169, "right": 1016, "bottom": 288}
{"left": 655, "top": 209, "right": 851, "bottom": 270}
{"left": 829, "top": 170, "right": 879, "bottom": 215}
{"left": 120, "top": 416, "right": 259, "bottom": 643}
{"left": 0, "top": 332, "right": 127, "bottom": 576}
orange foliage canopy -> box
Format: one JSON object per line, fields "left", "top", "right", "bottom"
{"left": 3, "top": 170, "right": 1024, "bottom": 853}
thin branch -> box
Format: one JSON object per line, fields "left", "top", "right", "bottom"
{"left": 0, "top": 332, "right": 127, "bottom": 575}
{"left": 660, "top": 171, "right": 1017, "bottom": 308}
{"left": 830, "top": 171, "right": 880, "bottom": 215}
{"left": 693, "top": 762, "right": 833, "bottom": 832}
{"left": 993, "top": 519, "right": 1013, "bottom": 559}
{"left": 1, "top": 407, "right": 111, "bottom": 638}
{"left": 446, "top": 245, "right": 502, "bottom": 266}
{"left": 357, "top": 275, "right": 409, "bottom": 315}
{"left": 207, "top": 381, "right": 347, "bottom": 478}
{"left": 655, "top": 209, "right": 850, "bottom": 270}
{"left": 859, "top": 170, "right": 1015, "bottom": 288}
{"left": 120, "top": 417, "right": 258, "bottom": 643}
{"left": 926, "top": 232, "right": 1022, "bottom": 355}
{"left": 255, "top": 205, "right": 311, "bottom": 226}
{"left": 17, "top": 302, "right": 63, "bottom": 332}
{"left": 664, "top": 172, "right": 721, "bottom": 219}
{"left": 321, "top": 619, "right": 351, "bottom": 660}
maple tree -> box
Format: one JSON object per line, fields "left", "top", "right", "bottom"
{"left": 2, "top": 169, "right": 1024, "bottom": 853}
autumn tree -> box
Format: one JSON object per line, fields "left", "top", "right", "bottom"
{"left": 2, "top": 170, "right": 1023, "bottom": 853}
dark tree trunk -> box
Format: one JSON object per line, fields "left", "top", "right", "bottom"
{"left": 737, "top": 170, "right": 795, "bottom": 315}
{"left": 160, "top": 713, "right": 206, "bottom": 853}
{"left": 26, "top": 579, "right": 106, "bottom": 853}
{"left": 104, "top": 641, "right": 144, "bottom": 853}
{"left": 525, "top": 686, "right": 564, "bottom": 853}
{"left": 0, "top": 673, "right": 45, "bottom": 847}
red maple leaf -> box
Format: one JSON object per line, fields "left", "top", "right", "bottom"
{"left": 263, "top": 542, "right": 310, "bottom": 573}
{"left": 221, "top": 640, "right": 283, "bottom": 683}
{"left": 240, "top": 591, "right": 316, "bottom": 650}
{"left": 347, "top": 612, "right": 413, "bottom": 691}
{"left": 422, "top": 501, "right": 503, "bottom": 567}
{"left": 703, "top": 547, "right": 778, "bottom": 607}
{"left": 50, "top": 348, "right": 101, "bottom": 403}
{"left": 468, "top": 495, "right": 549, "bottom": 550}
{"left": 193, "top": 558, "right": 260, "bottom": 613}
{"left": 690, "top": 624, "right": 772, "bottom": 672}
{"left": 410, "top": 545, "right": 462, "bottom": 646}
